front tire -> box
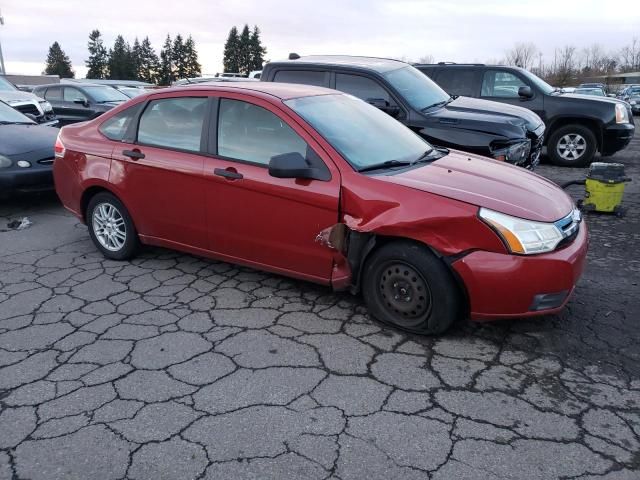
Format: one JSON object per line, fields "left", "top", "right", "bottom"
{"left": 87, "top": 192, "right": 139, "bottom": 260}
{"left": 362, "top": 241, "right": 461, "bottom": 335}
{"left": 547, "top": 124, "right": 597, "bottom": 167}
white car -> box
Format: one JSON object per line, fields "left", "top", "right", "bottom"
{"left": 0, "top": 76, "right": 58, "bottom": 126}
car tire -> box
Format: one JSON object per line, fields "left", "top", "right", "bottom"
{"left": 362, "top": 241, "right": 461, "bottom": 335}
{"left": 547, "top": 124, "right": 597, "bottom": 167}
{"left": 86, "top": 192, "right": 139, "bottom": 260}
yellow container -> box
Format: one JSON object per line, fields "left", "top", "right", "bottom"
{"left": 582, "top": 162, "right": 630, "bottom": 214}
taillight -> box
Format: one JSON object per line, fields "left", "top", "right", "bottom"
{"left": 54, "top": 134, "right": 66, "bottom": 159}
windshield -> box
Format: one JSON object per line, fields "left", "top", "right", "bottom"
{"left": 0, "top": 101, "right": 33, "bottom": 123}
{"left": 519, "top": 69, "right": 555, "bottom": 94}
{"left": 382, "top": 66, "right": 450, "bottom": 111}
{"left": 119, "top": 88, "right": 147, "bottom": 98}
{"left": 285, "top": 93, "right": 432, "bottom": 171}
{"left": 84, "top": 86, "right": 129, "bottom": 102}
{"left": 0, "top": 76, "right": 18, "bottom": 92}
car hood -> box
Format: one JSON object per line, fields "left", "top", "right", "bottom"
{"left": 0, "top": 124, "right": 58, "bottom": 156}
{"left": 376, "top": 150, "right": 574, "bottom": 222}
{"left": 446, "top": 96, "right": 544, "bottom": 132}
{"left": 561, "top": 92, "right": 627, "bottom": 106}
{"left": 0, "top": 90, "right": 43, "bottom": 103}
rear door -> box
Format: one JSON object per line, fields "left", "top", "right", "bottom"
{"left": 42, "top": 86, "right": 69, "bottom": 124}
{"left": 110, "top": 93, "right": 210, "bottom": 249}
{"left": 431, "top": 68, "right": 481, "bottom": 97}
{"left": 480, "top": 69, "right": 545, "bottom": 119}
{"left": 202, "top": 93, "right": 341, "bottom": 283}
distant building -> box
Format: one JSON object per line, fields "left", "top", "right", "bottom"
{"left": 4, "top": 74, "right": 60, "bottom": 87}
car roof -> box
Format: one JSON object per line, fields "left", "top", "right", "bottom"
{"left": 169, "top": 81, "right": 339, "bottom": 100}
{"left": 267, "top": 55, "right": 408, "bottom": 73}
{"left": 34, "top": 83, "right": 109, "bottom": 90}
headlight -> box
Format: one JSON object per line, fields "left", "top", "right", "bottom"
{"left": 0, "top": 155, "right": 12, "bottom": 168}
{"left": 479, "top": 208, "right": 564, "bottom": 254}
{"left": 615, "top": 103, "right": 630, "bottom": 124}
{"left": 491, "top": 140, "right": 531, "bottom": 164}
{"left": 39, "top": 101, "right": 53, "bottom": 112}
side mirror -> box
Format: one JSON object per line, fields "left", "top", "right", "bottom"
{"left": 366, "top": 98, "right": 401, "bottom": 117}
{"left": 73, "top": 98, "right": 89, "bottom": 107}
{"left": 269, "top": 152, "right": 326, "bottom": 180}
{"left": 518, "top": 86, "right": 534, "bottom": 99}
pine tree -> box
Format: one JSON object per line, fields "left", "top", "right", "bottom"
{"left": 137, "top": 37, "right": 160, "bottom": 84}
{"left": 159, "top": 34, "right": 174, "bottom": 86}
{"left": 223, "top": 27, "right": 240, "bottom": 74}
{"left": 183, "top": 36, "right": 202, "bottom": 78}
{"left": 238, "top": 24, "right": 252, "bottom": 76}
{"left": 85, "top": 30, "right": 108, "bottom": 79}
{"left": 172, "top": 34, "right": 187, "bottom": 80}
{"left": 249, "top": 26, "right": 267, "bottom": 72}
{"left": 131, "top": 38, "right": 142, "bottom": 81}
{"left": 108, "top": 35, "right": 135, "bottom": 80}
{"left": 44, "top": 42, "right": 75, "bottom": 78}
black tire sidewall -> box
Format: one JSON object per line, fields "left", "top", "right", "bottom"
{"left": 86, "top": 192, "right": 138, "bottom": 260}
{"left": 548, "top": 125, "right": 597, "bottom": 167}
{"left": 362, "top": 241, "right": 460, "bottom": 335}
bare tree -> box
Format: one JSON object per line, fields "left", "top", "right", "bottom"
{"left": 553, "top": 45, "right": 577, "bottom": 86}
{"left": 619, "top": 37, "right": 640, "bottom": 72}
{"left": 504, "top": 42, "right": 538, "bottom": 70}
{"left": 418, "top": 54, "right": 434, "bottom": 64}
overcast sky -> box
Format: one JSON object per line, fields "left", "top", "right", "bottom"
{"left": 1, "top": 0, "right": 639, "bottom": 77}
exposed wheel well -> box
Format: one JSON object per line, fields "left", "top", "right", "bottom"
{"left": 546, "top": 119, "right": 602, "bottom": 151}
{"left": 349, "top": 233, "right": 470, "bottom": 318}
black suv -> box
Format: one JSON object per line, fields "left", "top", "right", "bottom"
{"left": 32, "top": 83, "right": 129, "bottom": 126}
{"left": 416, "top": 63, "right": 635, "bottom": 167}
{"left": 261, "top": 56, "right": 545, "bottom": 169}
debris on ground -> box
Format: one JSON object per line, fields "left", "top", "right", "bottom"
{"left": 7, "top": 217, "right": 33, "bottom": 230}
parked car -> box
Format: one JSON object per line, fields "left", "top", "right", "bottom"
{"left": 618, "top": 85, "right": 640, "bottom": 115}
{"left": 0, "top": 100, "right": 58, "bottom": 194}
{"left": 115, "top": 87, "right": 148, "bottom": 98}
{"left": 579, "top": 82, "right": 606, "bottom": 91}
{"left": 416, "top": 63, "right": 635, "bottom": 167}
{"left": 573, "top": 87, "right": 606, "bottom": 97}
{"left": 0, "top": 75, "right": 58, "bottom": 126}
{"left": 53, "top": 83, "right": 587, "bottom": 334}
{"left": 249, "top": 70, "right": 262, "bottom": 79}
{"left": 261, "top": 55, "right": 545, "bottom": 169}
{"left": 32, "top": 83, "right": 129, "bottom": 126}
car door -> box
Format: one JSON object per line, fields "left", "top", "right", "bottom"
{"left": 480, "top": 69, "right": 545, "bottom": 120}
{"left": 42, "top": 86, "right": 70, "bottom": 124}
{"left": 432, "top": 68, "right": 481, "bottom": 97}
{"left": 109, "top": 94, "right": 210, "bottom": 249}
{"left": 203, "top": 93, "right": 341, "bottom": 284}
{"left": 61, "top": 87, "right": 95, "bottom": 124}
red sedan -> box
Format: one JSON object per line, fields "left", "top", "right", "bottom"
{"left": 53, "top": 83, "right": 588, "bottom": 334}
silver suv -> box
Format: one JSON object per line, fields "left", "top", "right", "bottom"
{"left": 0, "top": 76, "right": 58, "bottom": 126}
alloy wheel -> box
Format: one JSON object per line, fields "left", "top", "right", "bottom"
{"left": 557, "top": 133, "right": 587, "bottom": 161}
{"left": 92, "top": 202, "right": 127, "bottom": 252}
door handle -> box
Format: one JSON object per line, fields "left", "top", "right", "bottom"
{"left": 214, "top": 168, "right": 243, "bottom": 180}
{"left": 122, "top": 149, "right": 145, "bottom": 160}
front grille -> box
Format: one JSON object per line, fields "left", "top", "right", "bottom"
{"left": 38, "top": 158, "right": 54, "bottom": 165}
{"left": 14, "top": 104, "right": 41, "bottom": 117}
{"left": 555, "top": 209, "right": 581, "bottom": 248}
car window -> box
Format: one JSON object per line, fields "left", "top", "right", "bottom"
{"left": 435, "top": 69, "right": 476, "bottom": 96}
{"left": 137, "top": 97, "right": 208, "bottom": 152}
{"left": 335, "top": 74, "right": 396, "bottom": 106}
{"left": 217, "top": 98, "right": 308, "bottom": 166}
{"left": 481, "top": 71, "right": 527, "bottom": 97}
{"left": 99, "top": 103, "right": 144, "bottom": 141}
{"left": 64, "top": 88, "right": 88, "bottom": 103}
{"left": 273, "top": 70, "right": 326, "bottom": 87}
{"left": 45, "top": 87, "right": 62, "bottom": 101}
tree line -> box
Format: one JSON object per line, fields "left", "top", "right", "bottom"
{"left": 222, "top": 24, "right": 267, "bottom": 76}
{"left": 44, "top": 30, "right": 203, "bottom": 85}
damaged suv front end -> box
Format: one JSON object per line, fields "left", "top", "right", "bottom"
{"left": 0, "top": 76, "right": 58, "bottom": 126}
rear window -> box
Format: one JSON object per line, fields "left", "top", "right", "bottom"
{"left": 137, "top": 97, "right": 207, "bottom": 152}
{"left": 99, "top": 103, "right": 144, "bottom": 141}
{"left": 434, "top": 69, "right": 477, "bottom": 96}
{"left": 273, "top": 70, "right": 327, "bottom": 87}
{"left": 45, "top": 87, "right": 62, "bottom": 101}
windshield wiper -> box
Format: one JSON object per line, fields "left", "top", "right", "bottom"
{"left": 421, "top": 97, "right": 453, "bottom": 112}
{"left": 358, "top": 160, "right": 413, "bottom": 173}
{"left": 0, "top": 121, "right": 34, "bottom": 125}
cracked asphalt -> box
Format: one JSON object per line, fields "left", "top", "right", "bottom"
{"left": 0, "top": 119, "right": 639, "bottom": 480}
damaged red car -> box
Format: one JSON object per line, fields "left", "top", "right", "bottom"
{"left": 53, "top": 83, "right": 588, "bottom": 334}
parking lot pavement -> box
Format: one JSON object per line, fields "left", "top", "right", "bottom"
{"left": 0, "top": 122, "right": 638, "bottom": 480}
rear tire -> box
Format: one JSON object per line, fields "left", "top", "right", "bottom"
{"left": 547, "top": 124, "right": 597, "bottom": 167}
{"left": 87, "top": 192, "right": 139, "bottom": 261}
{"left": 362, "top": 241, "right": 461, "bottom": 335}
